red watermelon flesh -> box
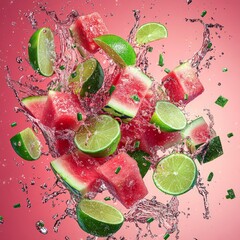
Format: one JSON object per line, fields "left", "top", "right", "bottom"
{"left": 181, "top": 117, "right": 211, "bottom": 153}
{"left": 70, "top": 12, "right": 108, "bottom": 53}
{"left": 97, "top": 152, "right": 148, "bottom": 208}
{"left": 41, "top": 91, "right": 86, "bottom": 131}
{"left": 50, "top": 151, "right": 106, "bottom": 195}
{"left": 104, "top": 67, "right": 152, "bottom": 121}
{"left": 139, "top": 124, "right": 182, "bottom": 155}
{"left": 22, "top": 95, "right": 47, "bottom": 120}
{"left": 162, "top": 62, "right": 204, "bottom": 104}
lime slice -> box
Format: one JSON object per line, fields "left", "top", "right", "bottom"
{"left": 69, "top": 58, "right": 104, "bottom": 97}
{"left": 94, "top": 34, "right": 136, "bottom": 67}
{"left": 10, "top": 127, "right": 41, "bottom": 160}
{"left": 153, "top": 153, "right": 197, "bottom": 196}
{"left": 28, "top": 27, "right": 56, "bottom": 77}
{"left": 150, "top": 101, "right": 187, "bottom": 132}
{"left": 74, "top": 115, "right": 121, "bottom": 157}
{"left": 77, "top": 199, "right": 124, "bottom": 237}
{"left": 136, "top": 22, "right": 168, "bottom": 45}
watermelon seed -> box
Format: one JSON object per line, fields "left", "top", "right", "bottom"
{"left": 207, "top": 42, "right": 212, "bottom": 49}
{"left": 164, "top": 68, "right": 170, "bottom": 73}
{"left": 77, "top": 113, "right": 83, "bottom": 121}
{"left": 104, "top": 196, "right": 111, "bottom": 201}
{"left": 115, "top": 166, "right": 121, "bottom": 174}
{"left": 158, "top": 54, "right": 164, "bottom": 67}
{"left": 164, "top": 233, "right": 170, "bottom": 240}
{"left": 131, "top": 94, "right": 140, "bottom": 102}
{"left": 109, "top": 85, "right": 116, "bottom": 95}
{"left": 134, "top": 141, "right": 140, "bottom": 148}
{"left": 201, "top": 10, "right": 207, "bottom": 17}
{"left": 59, "top": 65, "right": 65, "bottom": 70}
{"left": 207, "top": 172, "right": 214, "bottom": 182}
{"left": 147, "top": 46, "right": 153, "bottom": 52}
{"left": 13, "top": 203, "right": 21, "bottom": 208}
{"left": 11, "top": 122, "right": 17, "bottom": 127}
{"left": 71, "top": 71, "right": 77, "bottom": 78}
{"left": 227, "top": 132, "right": 234, "bottom": 138}
{"left": 226, "top": 189, "right": 235, "bottom": 199}
{"left": 146, "top": 217, "right": 154, "bottom": 223}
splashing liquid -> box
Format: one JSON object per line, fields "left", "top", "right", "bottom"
{"left": 5, "top": 4, "right": 224, "bottom": 239}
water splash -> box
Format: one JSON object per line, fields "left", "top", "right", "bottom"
{"left": 186, "top": 18, "right": 223, "bottom": 70}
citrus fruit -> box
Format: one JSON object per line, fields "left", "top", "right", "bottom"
{"left": 94, "top": 34, "right": 136, "bottom": 67}
{"left": 28, "top": 27, "right": 56, "bottom": 77}
{"left": 74, "top": 115, "right": 121, "bottom": 157}
{"left": 153, "top": 153, "right": 197, "bottom": 195}
{"left": 77, "top": 199, "right": 124, "bottom": 237}
{"left": 136, "top": 22, "right": 168, "bottom": 45}
{"left": 150, "top": 101, "right": 187, "bottom": 132}
{"left": 10, "top": 127, "right": 41, "bottom": 160}
{"left": 69, "top": 58, "right": 104, "bottom": 97}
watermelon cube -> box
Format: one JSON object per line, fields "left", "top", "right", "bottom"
{"left": 103, "top": 67, "right": 152, "bottom": 122}
{"left": 50, "top": 151, "right": 105, "bottom": 196}
{"left": 139, "top": 124, "right": 182, "bottom": 155}
{"left": 162, "top": 62, "right": 204, "bottom": 104}
{"left": 181, "top": 117, "right": 211, "bottom": 153}
{"left": 41, "top": 91, "right": 86, "bottom": 131}
{"left": 70, "top": 12, "right": 108, "bottom": 53}
{"left": 97, "top": 152, "right": 148, "bottom": 208}
{"left": 22, "top": 95, "right": 47, "bottom": 120}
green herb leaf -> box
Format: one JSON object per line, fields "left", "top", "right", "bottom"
{"left": 164, "top": 68, "right": 170, "bottom": 74}
{"left": 158, "top": 54, "right": 164, "bottom": 67}
{"left": 201, "top": 10, "right": 207, "bottom": 17}
{"left": 215, "top": 95, "right": 228, "bottom": 107}
{"left": 115, "top": 166, "right": 121, "bottom": 174}
{"left": 207, "top": 172, "right": 214, "bottom": 182}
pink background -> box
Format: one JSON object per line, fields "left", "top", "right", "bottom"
{"left": 1, "top": 0, "right": 240, "bottom": 239}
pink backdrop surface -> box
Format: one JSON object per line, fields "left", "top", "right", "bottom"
{"left": 1, "top": 0, "right": 240, "bottom": 239}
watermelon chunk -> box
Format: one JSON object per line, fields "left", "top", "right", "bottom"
{"left": 181, "top": 117, "right": 211, "bottom": 153}
{"left": 139, "top": 124, "right": 182, "bottom": 155}
{"left": 41, "top": 91, "right": 86, "bottom": 131}
{"left": 97, "top": 152, "right": 148, "bottom": 208}
{"left": 103, "top": 67, "right": 152, "bottom": 122}
{"left": 162, "top": 62, "right": 204, "bottom": 104}
{"left": 22, "top": 95, "right": 47, "bottom": 120}
{"left": 70, "top": 12, "right": 109, "bottom": 53}
{"left": 50, "top": 151, "right": 105, "bottom": 196}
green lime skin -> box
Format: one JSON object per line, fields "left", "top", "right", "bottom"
{"left": 10, "top": 127, "right": 41, "bottom": 161}
{"left": 77, "top": 200, "right": 124, "bottom": 237}
{"left": 28, "top": 27, "right": 55, "bottom": 77}
{"left": 94, "top": 34, "right": 136, "bottom": 67}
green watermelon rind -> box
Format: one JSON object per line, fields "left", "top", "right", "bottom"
{"left": 196, "top": 136, "right": 223, "bottom": 164}
{"left": 50, "top": 158, "right": 87, "bottom": 197}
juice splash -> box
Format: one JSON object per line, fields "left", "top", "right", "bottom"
{"left": 4, "top": 3, "right": 224, "bottom": 239}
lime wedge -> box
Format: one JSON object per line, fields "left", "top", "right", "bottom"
{"left": 153, "top": 153, "right": 197, "bottom": 196}
{"left": 74, "top": 115, "right": 121, "bottom": 157}
{"left": 10, "top": 127, "right": 41, "bottom": 160}
{"left": 94, "top": 34, "right": 136, "bottom": 67}
{"left": 69, "top": 58, "right": 104, "bottom": 97}
{"left": 28, "top": 27, "right": 56, "bottom": 77}
{"left": 77, "top": 199, "right": 124, "bottom": 237}
{"left": 136, "top": 22, "right": 168, "bottom": 45}
{"left": 150, "top": 101, "right": 187, "bottom": 132}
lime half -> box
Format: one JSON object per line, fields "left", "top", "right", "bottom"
{"left": 94, "top": 34, "right": 136, "bottom": 67}
{"left": 136, "top": 22, "right": 168, "bottom": 45}
{"left": 69, "top": 58, "right": 104, "bottom": 97}
{"left": 10, "top": 127, "right": 41, "bottom": 161}
{"left": 77, "top": 199, "right": 124, "bottom": 237}
{"left": 153, "top": 153, "right": 197, "bottom": 196}
{"left": 150, "top": 101, "right": 187, "bottom": 132}
{"left": 74, "top": 115, "right": 121, "bottom": 157}
{"left": 28, "top": 27, "right": 56, "bottom": 77}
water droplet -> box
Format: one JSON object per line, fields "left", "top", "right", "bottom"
{"left": 36, "top": 220, "right": 48, "bottom": 234}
